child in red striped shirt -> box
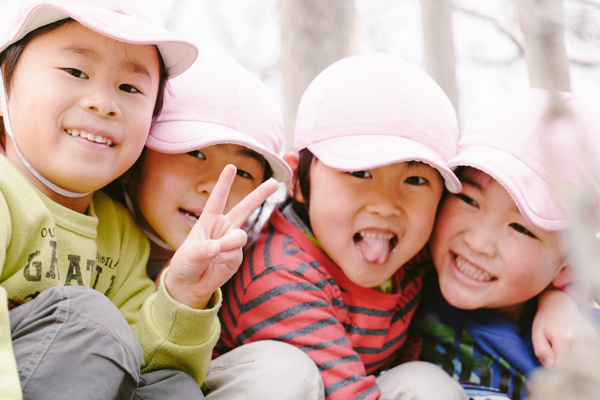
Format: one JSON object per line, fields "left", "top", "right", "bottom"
{"left": 215, "top": 53, "right": 468, "bottom": 400}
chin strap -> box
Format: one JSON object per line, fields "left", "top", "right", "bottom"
{"left": 0, "top": 73, "right": 91, "bottom": 198}
{"left": 123, "top": 189, "right": 173, "bottom": 250}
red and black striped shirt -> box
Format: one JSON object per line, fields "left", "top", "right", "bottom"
{"left": 215, "top": 209, "right": 429, "bottom": 400}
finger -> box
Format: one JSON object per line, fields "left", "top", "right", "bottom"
{"left": 211, "top": 248, "right": 244, "bottom": 272}
{"left": 532, "top": 330, "right": 555, "bottom": 368}
{"left": 203, "top": 165, "right": 237, "bottom": 216}
{"left": 173, "top": 239, "right": 220, "bottom": 272}
{"left": 216, "top": 228, "right": 248, "bottom": 253}
{"left": 225, "top": 178, "right": 279, "bottom": 228}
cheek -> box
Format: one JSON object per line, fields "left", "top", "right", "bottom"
{"left": 430, "top": 209, "right": 458, "bottom": 261}
{"left": 130, "top": 117, "right": 153, "bottom": 144}
{"left": 135, "top": 175, "right": 168, "bottom": 221}
{"left": 412, "top": 198, "right": 442, "bottom": 236}
{"left": 516, "top": 248, "right": 563, "bottom": 279}
{"left": 136, "top": 165, "right": 186, "bottom": 211}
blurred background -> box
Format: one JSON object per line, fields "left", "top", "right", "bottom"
{"left": 153, "top": 0, "right": 600, "bottom": 150}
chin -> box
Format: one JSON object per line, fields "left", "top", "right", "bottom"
{"left": 352, "top": 273, "right": 388, "bottom": 289}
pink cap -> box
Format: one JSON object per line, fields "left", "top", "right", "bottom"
{"left": 450, "top": 88, "right": 600, "bottom": 231}
{"left": 0, "top": 0, "right": 198, "bottom": 77}
{"left": 294, "top": 53, "right": 461, "bottom": 193}
{"left": 146, "top": 56, "right": 291, "bottom": 182}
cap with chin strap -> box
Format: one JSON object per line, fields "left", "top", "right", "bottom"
{"left": 0, "top": 0, "right": 198, "bottom": 198}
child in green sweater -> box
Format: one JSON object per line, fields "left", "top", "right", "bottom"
{"left": 0, "top": 1, "right": 275, "bottom": 399}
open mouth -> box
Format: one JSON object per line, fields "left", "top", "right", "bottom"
{"left": 454, "top": 254, "right": 496, "bottom": 282}
{"left": 66, "top": 128, "right": 114, "bottom": 147}
{"left": 353, "top": 230, "right": 398, "bottom": 264}
{"left": 179, "top": 208, "right": 200, "bottom": 224}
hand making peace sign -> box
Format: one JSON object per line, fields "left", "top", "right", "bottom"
{"left": 164, "top": 164, "right": 279, "bottom": 309}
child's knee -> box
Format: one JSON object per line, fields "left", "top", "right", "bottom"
{"left": 377, "top": 361, "right": 467, "bottom": 400}
{"left": 205, "top": 340, "right": 324, "bottom": 400}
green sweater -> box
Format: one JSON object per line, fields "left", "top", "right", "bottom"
{"left": 0, "top": 155, "right": 220, "bottom": 399}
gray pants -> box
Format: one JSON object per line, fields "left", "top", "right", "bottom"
{"left": 377, "top": 361, "right": 468, "bottom": 400}
{"left": 10, "top": 285, "right": 203, "bottom": 400}
{"left": 203, "top": 340, "right": 325, "bottom": 400}
{"left": 204, "top": 342, "right": 467, "bottom": 400}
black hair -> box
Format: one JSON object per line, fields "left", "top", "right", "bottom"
{"left": 280, "top": 148, "right": 314, "bottom": 229}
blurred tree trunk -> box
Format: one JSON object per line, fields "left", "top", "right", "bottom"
{"left": 279, "top": 0, "right": 356, "bottom": 151}
{"left": 517, "top": 0, "right": 571, "bottom": 91}
{"left": 518, "top": 3, "right": 599, "bottom": 400}
{"left": 421, "top": 0, "right": 460, "bottom": 120}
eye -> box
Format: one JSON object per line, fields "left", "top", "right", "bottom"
{"left": 510, "top": 223, "right": 537, "bottom": 239}
{"left": 405, "top": 176, "right": 428, "bottom": 185}
{"left": 119, "top": 84, "right": 141, "bottom": 93}
{"left": 456, "top": 193, "right": 478, "bottom": 207}
{"left": 349, "top": 170, "right": 372, "bottom": 178}
{"left": 64, "top": 68, "right": 88, "bottom": 79}
{"left": 187, "top": 150, "right": 206, "bottom": 160}
{"left": 236, "top": 169, "right": 254, "bottom": 179}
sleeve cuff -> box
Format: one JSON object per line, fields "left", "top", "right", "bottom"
{"left": 152, "top": 267, "right": 222, "bottom": 346}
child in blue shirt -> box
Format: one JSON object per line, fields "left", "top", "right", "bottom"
{"left": 403, "top": 88, "right": 600, "bottom": 400}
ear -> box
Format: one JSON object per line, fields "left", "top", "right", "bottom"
{"left": 551, "top": 263, "right": 572, "bottom": 289}
{"left": 282, "top": 151, "right": 304, "bottom": 203}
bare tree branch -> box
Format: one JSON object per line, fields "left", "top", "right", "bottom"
{"left": 454, "top": 1, "right": 600, "bottom": 66}
{"left": 453, "top": 2, "right": 525, "bottom": 53}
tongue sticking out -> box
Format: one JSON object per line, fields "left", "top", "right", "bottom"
{"left": 357, "top": 236, "right": 391, "bottom": 264}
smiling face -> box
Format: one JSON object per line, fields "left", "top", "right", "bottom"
{"left": 2, "top": 21, "right": 160, "bottom": 206}
{"left": 304, "top": 159, "right": 444, "bottom": 288}
{"left": 430, "top": 167, "right": 570, "bottom": 321}
{"left": 129, "top": 144, "right": 267, "bottom": 255}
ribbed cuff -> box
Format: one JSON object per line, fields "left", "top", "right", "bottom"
{"left": 152, "top": 267, "right": 222, "bottom": 346}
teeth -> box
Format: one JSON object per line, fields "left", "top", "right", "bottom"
{"left": 66, "top": 128, "right": 112, "bottom": 146}
{"left": 181, "top": 210, "right": 200, "bottom": 223}
{"left": 359, "top": 231, "right": 394, "bottom": 240}
{"left": 455, "top": 255, "right": 495, "bottom": 282}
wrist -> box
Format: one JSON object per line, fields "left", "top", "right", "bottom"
{"left": 164, "top": 269, "right": 213, "bottom": 309}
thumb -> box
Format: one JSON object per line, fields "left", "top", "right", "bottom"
{"left": 178, "top": 238, "right": 220, "bottom": 267}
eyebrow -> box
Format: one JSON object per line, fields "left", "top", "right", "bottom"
{"left": 406, "top": 160, "right": 441, "bottom": 177}
{"left": 62, "top": 45, "right": 97, "bottom": 59}
{"left": 461, "top": 176, "right": 521, "bottom": 212}
{"left": 236, "top": 147, "right": 266, "bottom": 165}
{"left": 61, "top": 45, "right": 152, "bottom": 80}
{"left": 460, "top": 178, "right": 484, "bottom": 191}
{"left": 406, "top": 160, "right": 436, "bottom": 171}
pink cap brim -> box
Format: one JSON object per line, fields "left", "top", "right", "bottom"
{"left": 309, "top": 134, "right": 461, "bottom": 193}
{"left": 449, "top": 145, "right": 568, "bottom": 231}
{"left": 1, "top": 2, "right": 197, "bottom": 77}
{"left": 147, "top": 120, "right": 291, "bottom": 182}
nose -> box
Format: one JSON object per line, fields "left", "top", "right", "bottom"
{"left": 81, "top": 85, "right": 120, "bottom": 119}
{"left": 365, "top": 185, "right": 402, "bottom": 218}
{"left": 195, "top": 170, "right": 220, "bottom": 197}
{"left": 462, "top": 221, "right": 497, "bottom": 258}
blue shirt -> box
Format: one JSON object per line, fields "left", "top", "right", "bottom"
{"left": 404, "top": 273, "right": 541, "bottom": 400}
